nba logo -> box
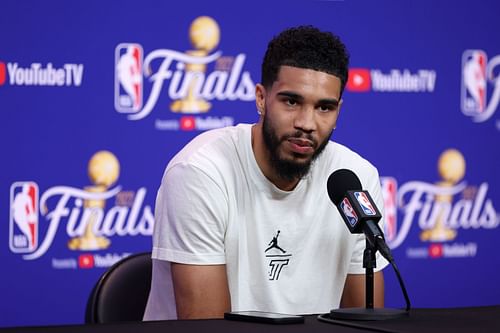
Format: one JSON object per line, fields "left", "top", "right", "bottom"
{"left": 354, "top": 192, "right": 376, "bottom": 215}
{"left": 381, "top": 177, "right": 398, "bottom": 243}
{"left": 461, "top": 50, "right": 487, "bottom": 116}
{"left": 341, "top": 198, "right": 358, "bottom": 227}
{"left": 115, "top": 43, "right": 143, "bottom": 113}
{"left": 10, "top": 182, "right": 39, "bottom": 253}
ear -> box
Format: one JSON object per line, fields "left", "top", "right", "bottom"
{"left": 255, "top": 84, "right": 266, "bottom": 115}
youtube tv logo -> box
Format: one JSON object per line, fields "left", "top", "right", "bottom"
{"left": 347, "top": 68, "right": 371, "bottom": 92}
{"left": 78, "top": 254, "right": 95, "bottom": 269}
{"left": 180, "top": 116, "right": 196, "bottom": 131}
{"left": 0, "top": 62, "right": 6, "bottom": 85}
{"left": 428, "top": 244, "right": 443, "bottom": 258}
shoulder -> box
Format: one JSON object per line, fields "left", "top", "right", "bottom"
{"left": 162, "top": 124, "right": 251, "bottom": 185}
{"left": 169, "top": 124, "right": 249, "bottom": 164}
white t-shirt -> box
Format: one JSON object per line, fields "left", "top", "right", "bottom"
{"left": 144, "top": 124, "right": 388, "bottom": 320}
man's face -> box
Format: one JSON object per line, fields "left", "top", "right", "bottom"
{"left": 257, "top": 66, "right": 342, "bottom": 181}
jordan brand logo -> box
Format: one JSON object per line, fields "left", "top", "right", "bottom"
{"left": 264, "top": 230, "right": 292, "bottom": 281}
{"left": 265, "top": 230, "right": 286, "bottom": 253}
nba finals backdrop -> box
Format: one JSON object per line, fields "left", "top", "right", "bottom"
{"left": 1, "top": 0, "right": 499, "bottom": 327}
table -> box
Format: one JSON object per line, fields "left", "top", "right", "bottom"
{"left": 1, "top": 306, "right": 499, "bottom": 333}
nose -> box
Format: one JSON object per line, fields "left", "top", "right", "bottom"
{"left": 293, "top": 106, "right": 316, "bottom": 133}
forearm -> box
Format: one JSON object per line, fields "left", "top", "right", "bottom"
{"left": 340, "top": 271, "right": 385, "bottom": 308}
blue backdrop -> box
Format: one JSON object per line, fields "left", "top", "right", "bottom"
{"left": 1, "top": 0, "right": 499, "bottom": 327}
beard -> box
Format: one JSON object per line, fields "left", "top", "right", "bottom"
{"left": 262, "top": 111, "right": 332, "bottom": 182}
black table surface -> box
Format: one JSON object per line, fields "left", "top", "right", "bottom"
{"left": 2, "top": 306, "right": 499, "bottom": 333}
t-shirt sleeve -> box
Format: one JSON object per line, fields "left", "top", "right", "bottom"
{"left": 151, "top": 162, "right": 228, "bottom": 265}
{"left": 348, "top": 166, "right": 389, "bottom": 274}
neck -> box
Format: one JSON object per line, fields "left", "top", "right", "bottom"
{"left": 251, "top": 123, "right": 300, "bottom": 191}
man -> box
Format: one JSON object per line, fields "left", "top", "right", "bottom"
{"left": 144, "top": 26, "right": 388, "bottom": 320}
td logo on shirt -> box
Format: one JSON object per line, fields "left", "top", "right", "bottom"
{"left": 264, "top": 230, "right": 292, "bottom": 281}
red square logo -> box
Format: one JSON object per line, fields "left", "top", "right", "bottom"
{"left": 180, "top": 116, "right": 196, "bottom": 131}
{"left": 0, "top": 62, "right": 6, "bottom": 86}
{"left": 78, "top": 254, "right": 95, "bottom": 269}
{"left": 429, "top": 244, "right": 443, "bottom": 258}
{"left": 347, "top": 68, "right": 371, "bottom": 92}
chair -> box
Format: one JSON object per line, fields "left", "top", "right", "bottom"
{"left": 85, "top": 252, "right": 152, "bottom": 323}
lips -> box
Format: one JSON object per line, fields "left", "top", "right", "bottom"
{"left": 287, "top": 138, "right": 314, "bottom": 154}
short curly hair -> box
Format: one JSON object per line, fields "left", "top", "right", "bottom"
{"left": 261, "top": 26, "right": 350, "bottom": 95}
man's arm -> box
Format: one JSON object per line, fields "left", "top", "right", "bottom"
{"left": 152, "top": 163, "right": 230, "bottom": 319}
{"left": 171, "top": 263, "right": 231, "bottom": 319}
{"left": 340, "top": 271, "right": 384, "bottom": 308}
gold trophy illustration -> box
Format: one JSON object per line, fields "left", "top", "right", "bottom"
{"left": 68, "top": 151, "right": 120, "bottom": 250}
{"left": 170, "top": 16, "right": 220, "bottom": 113}
{"left": 420, "top": 149, "right": 465, "bottom": 242}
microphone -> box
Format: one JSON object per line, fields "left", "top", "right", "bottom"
{"left": 327, "top": 169, "right": 393, "bottom": 262}
{"left": 322, "top": 169, "right": 411, "bottom": 321}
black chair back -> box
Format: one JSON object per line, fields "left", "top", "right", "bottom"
{"left": 85, "top": 252, "right": 152, "bottom": 323}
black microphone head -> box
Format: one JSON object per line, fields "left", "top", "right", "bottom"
{"left": 327, "top": 169, "right": 362, "bottom": 205}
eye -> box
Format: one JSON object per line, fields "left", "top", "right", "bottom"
{"left": 285, "top": 98, "right": 297, "bottom": 107}
{"left": 318, "top": 104, "right": 337, "bottom": 113}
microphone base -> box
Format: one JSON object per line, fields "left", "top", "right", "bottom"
{"left": 326, "top": 307, "right": 408, "bottom": 321}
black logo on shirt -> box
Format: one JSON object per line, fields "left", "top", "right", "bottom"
{"left": 265, "top": 230, "right": 286, "bottom": 253}
{"left": 265, "top": 230, "right": 291, "bottom": 281}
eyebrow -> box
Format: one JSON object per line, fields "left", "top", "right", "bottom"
{"left": 277, "top": 91, "right": 339, "bottom": 106}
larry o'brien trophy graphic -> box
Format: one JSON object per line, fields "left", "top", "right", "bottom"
{"left": 67, "top": 151, "right": 120, "bottom": 250}
{"left": 420, "top": 149, "right": 465, "bottom": 242}
{"left": 170, "top": 16, "right": 220, "bottom": 113}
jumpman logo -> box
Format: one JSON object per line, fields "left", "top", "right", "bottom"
{"left": 265, "top": 230, "right": 286, "bottom": 253}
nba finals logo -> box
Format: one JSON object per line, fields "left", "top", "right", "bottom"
{"left": 383, "top": 149, "right": 499, "bottom": 259}
{"left": 9, "top": 151, "right": 154, "bottom": 261}
{"left": 114, "top": 16, "right": 256, "bottom": 121}
{"left": 461, "top": 49, "right": 500, "bottom": 123}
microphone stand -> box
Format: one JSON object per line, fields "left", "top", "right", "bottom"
{"left": 364, "top": 240, "right": 376, "bottom": 310}
{"left": 325, "top": 239, "right": 408, "bottom": 321}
